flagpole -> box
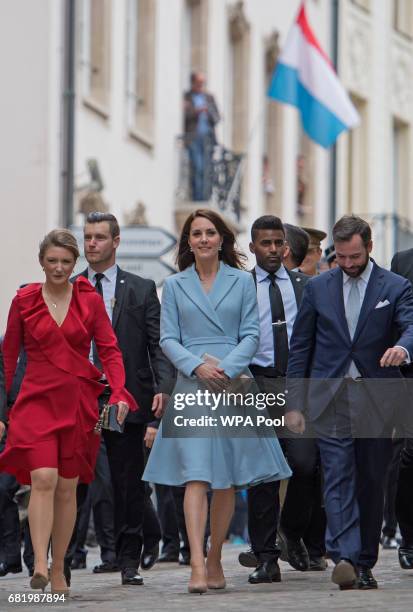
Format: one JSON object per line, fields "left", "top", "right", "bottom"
{"left": 329, "top": 0, "right": 340, "bottom": 229}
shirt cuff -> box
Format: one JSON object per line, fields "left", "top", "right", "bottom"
{"left": 394, "top": 345, "right": 411, "bottom": 364}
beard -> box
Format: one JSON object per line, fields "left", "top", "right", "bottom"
{"left": 340, "top": 256, "right": 369, "bottom": 278}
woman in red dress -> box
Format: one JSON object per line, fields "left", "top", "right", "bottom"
{"left": 0, "top": 229, "right": 136, "bottom": 595}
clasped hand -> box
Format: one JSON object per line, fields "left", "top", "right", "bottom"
{"left": 194, "top": 363, "right": 229, "bottom": 392}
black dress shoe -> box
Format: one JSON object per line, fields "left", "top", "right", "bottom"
{"left": 63, "top": 564, "right": 72, "bottom": 588}
{"left": 399, "top": 546, "right": 413, "bottom": 569}
{"left": 179, "top": 551, "right": 190, "bottom": 566}
{"left": 141, "top": 544, "right": 159, "bottom": 570}
{"left": 93, "top": 561, "right": 119, "bottom": 573}
{"left": 278, "top": 531, "right": 309, "bottom": 571}
{"left": 307, "top": 556, "right": 328, "bottom": 571}
{"left": 0, "top": 562, "right": 23, "bottom": 576}
{"left": 158, "top": 551, "right": 179, "bottom": 563}
{"left": 382, "top": 536, "right": 398, "bottom": 549}
{"left": 248, "top": 560, "right": 281, "bottom": 584}
{"left": 357, "top": 567, "right": 378, "bottom": 589}
{"left": 239, "top": 548, "right": 258, "bottom": 568}
{"left": 121, "top": 567, "right": 144, "bottom": 585}
{"left": 331, "top": 559, "right": 357, "bottom": 590}
{"left": 70, "top": 557, "right": 86, "bottom": 570}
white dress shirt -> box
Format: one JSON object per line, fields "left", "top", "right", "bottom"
{"left": 87, "top": 264, "right": 117, "bottom": 369}
{"left": 87, "top": 263, "right": 117, "bottom": 323}
{"left": 252, "top": 264, "right": 297, "bottom": 367}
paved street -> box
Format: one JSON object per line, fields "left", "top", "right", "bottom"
{"left": 1, "top": 545, "right": 413, "bottom": 611}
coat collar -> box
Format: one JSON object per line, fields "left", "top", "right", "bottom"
{"left": 176, "top": 263, "right": 239, "bottom": 332}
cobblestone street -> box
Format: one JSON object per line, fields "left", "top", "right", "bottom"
{"left": 1, "top": 545, "right": 413, "bottom": 611}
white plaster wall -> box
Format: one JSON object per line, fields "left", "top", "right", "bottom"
{"left": 0, "top": 0, "right": 63, "bottom": 329}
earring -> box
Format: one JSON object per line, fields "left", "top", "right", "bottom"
{"left": 189, "top": 246, "right": 193, "bottom": 253}
{"left": 218, "top": 245, "right": 222, "bottom": 251}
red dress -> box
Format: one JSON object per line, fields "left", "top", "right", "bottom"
{"left": 0, "top": 276, "right": 137, "bottom": 484}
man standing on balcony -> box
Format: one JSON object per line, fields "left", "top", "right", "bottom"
{"left": 184, "top": 71, "right": 220, "bottom": 202}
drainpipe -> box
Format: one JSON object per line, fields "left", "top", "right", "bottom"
{"left": 330, "top": 0, "right": 339, "bottom": 229}
{"left": 61, "top": 0, "right": 76, "bottom": 228}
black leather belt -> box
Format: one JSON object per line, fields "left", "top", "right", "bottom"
{"left": 249, "top": 365, "right": 285, "bottom": 378}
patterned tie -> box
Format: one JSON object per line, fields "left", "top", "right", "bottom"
{"left": 268, "top": 273, "right": 289, "bottom": 376}
{"left": 92, "top": 273, "right": 105, "bottom": 369}
{"left": 345, "top": 277, "right": 361, "bottom": 339}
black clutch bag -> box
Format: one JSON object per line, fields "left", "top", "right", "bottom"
{"left": 94, "top": 404, "right": 124, "bottom": 434}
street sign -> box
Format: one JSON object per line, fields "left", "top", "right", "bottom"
{"left": 70, "top": 226, "right": 176, "bottom": 257}
{"left": 74, "top": 257, "right": 175, "bottom": 287}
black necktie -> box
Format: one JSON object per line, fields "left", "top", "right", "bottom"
{"left": 268, "top": 272, "right": 289, "bottom": 376}
{"left": 94, "top": 273, "right": 104, "bottom": 296}
{"left": 92, "top": 273, "right": 105, "bottom": 369}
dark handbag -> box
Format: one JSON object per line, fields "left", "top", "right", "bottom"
{"left": 94, "top": 404, "right": 124, "bottom": 434}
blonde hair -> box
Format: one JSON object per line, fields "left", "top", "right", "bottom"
{"left": 39, "top": 228, "right": 79, "bottom": 262}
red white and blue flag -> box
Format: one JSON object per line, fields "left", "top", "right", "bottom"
{"left": 268, "top": 2, "right": 359, "bottom": 148}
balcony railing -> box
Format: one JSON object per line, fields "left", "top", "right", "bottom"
{"left": 175, "top": 135, "right": 244, "bottom": 222}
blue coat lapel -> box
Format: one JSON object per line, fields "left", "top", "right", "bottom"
{"left": 175, "top": 264, "right": 225, "bottom": 333}
{"left": 209, "top": 263, "right": 239, "bottom": 310}
{"left": 353, "top": 263, "right": 385, "bottom": 342}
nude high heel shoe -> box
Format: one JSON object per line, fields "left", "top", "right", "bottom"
{"left": 30, "top": 572, "right": 49, "bottom": 592}
{"left": 188, "top": 565, "right": 207, "bottom": 594}
{"left": 50, "top": 570, "right": 70, "bottom": 596}
{"left": 206, "top": 560, "right": 226, "bottom": 590}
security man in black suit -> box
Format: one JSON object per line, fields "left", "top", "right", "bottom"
{"left": 239, "top": 216, "right": 325, "bottom": 583}
{"left": 80, "top": 212, "right": 175, "bottom": 586}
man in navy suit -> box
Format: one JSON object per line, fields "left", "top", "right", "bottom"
{"left": 286, "top": 215, "right": 413, "bottom": 590}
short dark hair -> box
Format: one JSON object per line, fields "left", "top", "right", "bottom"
{"left": 284, "top": 224, "right": 310, "bottom": 267}
{"left": 85, "top": 211, "right": 120, "bottom": 238}
{"left": 251, "top": 215, "right": 285, "bottom": 242}
{"left": 333, "top": 215, "right": 371, "bottom": 247}
{"left": 177, "top": 209, "right": 246, "bottom": 271}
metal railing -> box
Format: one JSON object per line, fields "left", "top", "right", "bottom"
{"left": 175, "top": 135, "right": 244, "bottom": 222}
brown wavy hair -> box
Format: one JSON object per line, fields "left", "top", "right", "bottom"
{"left": 176, "top": 209, "right": 246, "bottom": 271}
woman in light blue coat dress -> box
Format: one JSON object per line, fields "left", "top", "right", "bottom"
{"left": 143, "top": 209, "right": 291, "bottom": 593}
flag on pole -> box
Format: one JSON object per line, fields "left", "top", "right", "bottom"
{"left": 268, "top": 2, "right": 359, "bottom": 148}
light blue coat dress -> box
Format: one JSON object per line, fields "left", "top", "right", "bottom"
{"left": 143, "top": 262, "right": 291, "bottom": 489}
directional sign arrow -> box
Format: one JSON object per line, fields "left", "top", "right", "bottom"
{"left": 74, "top": 257, "right": 175, "bottom": 287}
{"left": 70, "top": 226, "right": 177, "bottom": 258}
